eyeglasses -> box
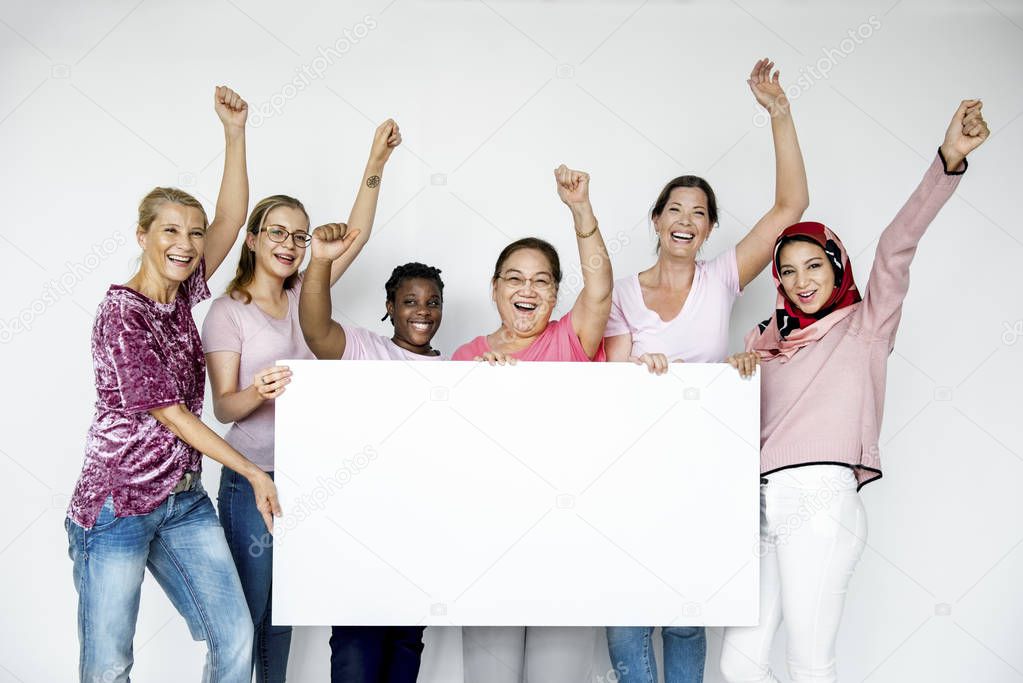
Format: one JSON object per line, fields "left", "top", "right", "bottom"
{"left": 261, "top": 226, "right": 311, "bottom": 247}
{"left": 497, "top": 273, "right": 555, "bottom": 291}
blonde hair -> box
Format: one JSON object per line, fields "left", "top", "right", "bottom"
{"left": 225, "top": 195, "right": 309, "bottom": 304}
{"left": 137, "top": 187, "right": 209, "bottom": 233}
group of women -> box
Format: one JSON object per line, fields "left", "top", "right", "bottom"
{"left": 65, "top": 58, "right": 990, "bottom": 683}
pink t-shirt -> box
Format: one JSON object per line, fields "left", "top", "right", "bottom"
{"left": 605, "top": 247, "right": 740, "bottom": 362}
{"left": 341, "top": 325, "right": 447, "bottom": 361}
{"left": 201, "top": 277, "right": 314, "bottom": 472}
{"left": 451, "top": 310, "right": 606, "bottom": 362}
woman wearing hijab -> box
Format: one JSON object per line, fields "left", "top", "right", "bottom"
{"left": 719, "top": 100, "right": 990, "bottom": 683}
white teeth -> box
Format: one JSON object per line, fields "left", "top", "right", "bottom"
{"left": 168, "top": 255, "right": 191, "bottom": 263}
{"left": 410, "top": 321, "right": 431, "bottom": 329}
{"left": 275, "top": 254, "right": 295, "bottom": 262}
{"left": 514, "top": 302, "right": 537, "bottom": 311}
{"left": 670, "top": 231, "right": 694, "bottom": 241}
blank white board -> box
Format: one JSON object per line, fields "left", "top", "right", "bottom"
{"left": 273, "top": 360, "right": 759, "bottom": 626}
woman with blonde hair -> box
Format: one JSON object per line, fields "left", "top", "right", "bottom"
{"left": 201, "top": 119, "right": 402, "bottom": 682}
{"left": 65, "top": 86, "right": 279, "bottom": 683}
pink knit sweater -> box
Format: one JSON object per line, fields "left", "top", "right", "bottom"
{"left": 747, "top": 153, "right": 965, "bottom": 488}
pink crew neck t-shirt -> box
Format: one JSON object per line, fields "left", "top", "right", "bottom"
{"left": 341, "top": 325, "right": 447, "bottom": 361}
{"left": 605, "top": 247, "right": 740, "bottom": 362}
{"left": 451, "top": 310, "right": 606, "bottom": 362}
{"left": 201, "top": 275, "right": 315, "bottom": 472}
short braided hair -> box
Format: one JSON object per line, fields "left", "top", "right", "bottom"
{"left": 381, "top": 262, "right": 445, "bottom": 321}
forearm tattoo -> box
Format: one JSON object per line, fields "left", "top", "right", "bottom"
{"left": 367, "top": 175, "right": 381, "bottom": 188}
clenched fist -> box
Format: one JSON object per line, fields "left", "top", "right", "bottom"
{"left": 310, "top": 222, "right": 360, "bottom": 262}
{"left": 215, "top": 85, "right": 248, "bottom": 130}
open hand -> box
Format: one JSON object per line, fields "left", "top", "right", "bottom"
{"left": 254, "top": 365, "right": 291, "bottom": 400}
{"left": 250, "top": 471, "right": 282, "bottom": 533}
{"left": 727, "top": 352, "right": 760, "bottom": 379}
{"left": 748, "top": 58, "right": 788, "bottom": 118}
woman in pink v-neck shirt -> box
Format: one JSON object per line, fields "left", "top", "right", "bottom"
{"left": 603, "top": 59, "right": 810, "bottom": 683}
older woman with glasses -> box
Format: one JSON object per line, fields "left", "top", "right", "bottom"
{"left": 453, "top": 164, "right": 613, "bottom": 683}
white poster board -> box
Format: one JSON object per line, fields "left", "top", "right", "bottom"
{"left": 273, "top": 360, "right": 759, "bottom": 627}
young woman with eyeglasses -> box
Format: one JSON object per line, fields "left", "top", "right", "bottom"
{"left": 453, "top": 164, "right": 613, "bottom": 683}
{"left": 200, "top": 119, "right": 401, "bottom": 682}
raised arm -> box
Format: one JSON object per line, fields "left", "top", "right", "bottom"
{"left": 205, "top": 86, "right": 250, "bottom": 279}
{"left": 860, "top": 100, "right": 989, "bottom": 342}
{"left": 149, "top": 403, "right": 279, "bottom": 531}
{"left": 735, "top": 58, "right": 809, "bottom": 289}
{"left": 298, "top": 223, "right": 362, "bottom": 359}
{"left": 325, "top": 119, "right": 402, "bottom": 286}
{"left": 557, "top": 165, "right": 613, "bottom": 358}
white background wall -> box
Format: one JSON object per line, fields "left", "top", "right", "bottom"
{"left": 1, "top": 0, "right": 1021, "bottom": 681}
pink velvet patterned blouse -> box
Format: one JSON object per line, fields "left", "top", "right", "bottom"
{"left": 68, "top": 260, "right": 210, "bottom": 529}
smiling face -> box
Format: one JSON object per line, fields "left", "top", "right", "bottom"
{"left": 777, "top": 240, "right": 836, "bottom": 315}
{"left": 138, "top": 202, "right": 207, "bottom": 284}
{"left": 653, "top": 186, "right": 714, "bottom": 257}
{"left": 387, "top": 277, "right": 443, "bottom": 354}
{"left": 492, "top": 247, "right": 558, "bottom": 340}
{"left": 247, "top": 205, "right": 309, "bottom": 279}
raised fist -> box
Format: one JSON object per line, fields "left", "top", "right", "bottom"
{"left": 370, "top": 118, "right": 402, "bottom": 165}
{"left": 214, "top": 85, "right": 248, "bottom": 130}
{"left": 310, "top": 222, "right": 359, "bottom": 262}
{"left": 554, "top": 164, "right": 590, "bottom": 208}
{"left": 940, "top": 99, "right": 989, "bottom": 169}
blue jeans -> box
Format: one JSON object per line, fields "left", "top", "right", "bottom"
{"left": 329, "top": 626, "right": 426, "bottom": 682}
{"left": 607, "top": 626, "right": 706, "bottom": 683}
{"left": 65, "top": 482, "right": 253, "bottom": 683}
{"left": 218, "top": 468, "right": 292, "bottom": 682}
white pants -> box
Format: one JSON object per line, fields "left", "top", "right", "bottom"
{"left": 462, "top": 626, "right": 596, "bottom": 683}
{"left": 720, "top": 465, "right": 867, "bottom": 683}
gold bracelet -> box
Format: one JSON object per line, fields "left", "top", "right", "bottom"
{"left": 575, "top": 219, "right": 599, "bottom": 239}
